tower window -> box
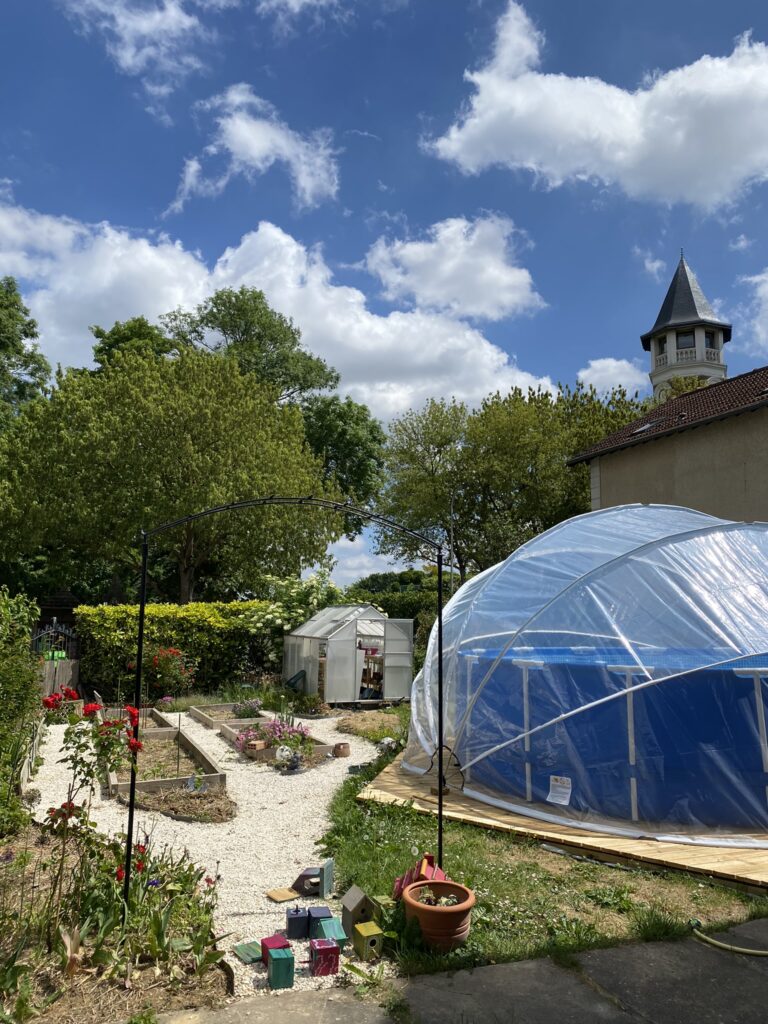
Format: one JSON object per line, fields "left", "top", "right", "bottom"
{"left": 676, "top": 331, "right": 695, "bottom": 350}
{"left": 705, "top": 330, "right": 715, "bottom": 347}
{"left": 657, "top": 336, "right": 666, "bottom": 355}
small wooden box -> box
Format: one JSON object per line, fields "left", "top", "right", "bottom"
{"left": 267, "top": 947, "right": 294, "bottom": 989}
{"left": 310, "top": 938, "right": 339, "bottom": 976}
{"left": 315, "top": 916, "right": 348, "bottom": 950}
{"left": 353, "top": 921, "right": 384, "bottom": 961}
{"left": 308, "top": 906, "right": 332, "bottom": 937}
{"left": 285, "top": 906, "right": 309, "bottom": 939}
{"left": 260, "top": 934, "right": 290, "bottom": 965}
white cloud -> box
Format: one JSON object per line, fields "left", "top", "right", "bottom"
{"left": 322, "top": 534, "right": 403, "bottom": 588}
{"left": 431, "top": 2, "right": 768, "bottom": 208}
{"left": 366, "top": 215, "right": 544, "bottom": 320}
{"left": 0, "top": 198, "right": 551, "bottom": 417}
{"left": 167, "top": 84, "right": 339, "bottom": 213}
{"left": 632, "top": 246, "right": 666, "bottom": 281}
{"left": 730, "top": 233, "right": 754, "bottom": 251}
{"left": 256, "top": 0, "right": 341, "bottom": 16}
{"left": 56, "top": 0, "right": 212, "bottom": 112}
{"left": 578, "top": 358, "right": 649, "bottom": 395}
{"left": 740, "top": 269, "right": 768, "bottom": 354}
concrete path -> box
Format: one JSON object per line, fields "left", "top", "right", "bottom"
{"left": 161, "top": 918, "right": 768, "bottom": 1024}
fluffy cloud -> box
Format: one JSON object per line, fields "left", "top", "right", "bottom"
{"left": 577, "top": 358, "right": 649, "bottom": 395}
{"left": 365, "top": 215, "right": 543, "bottom": 320}
{"left": 0, "top": 199, "right": 551, "bottom": 417}
{"left": 730, "top": 234, "right": 753, "bottom": 251}
{"left": 167, "top": 84, "right": 339, "bottom": 213}
{"left": 740, "top": 269, "right": 768, "bottom": 354}
{"left": 632, "top": 246, "right": 666, "bottom": 282}
{"left": 256, "top": 0, "right": 341, "bottom": 18}
{"left": 56, "top": 0, "right": 212, "bottom": 112}
{"left": 431, "top": 1, "right": 768, "bottom": 208}
{"left": 322, "top": 534, "right": 401, "bottom": 587}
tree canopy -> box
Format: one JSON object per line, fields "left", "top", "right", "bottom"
{"left": 91, "top": 316, "right": 180, "bottom": 368}
{"left": 0, "top": 277, "right": 50, "bottom": 429}
{"left": 161, "top": 286, "right": 339, "bottom": 401}
{"left": 375, "top": 384, "right": 643, "bottom": 581}
{"left": 0, "top": 350, "right": 343, "bottom": 603}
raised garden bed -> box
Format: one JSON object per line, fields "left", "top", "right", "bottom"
{"left": 108, "top": 730, "right": 226, "bottom": 796}
{"left": 188, "top": 703, "right": 267, "bottom": 730}
{"left": 219, "top": 721, "right": 334, "bottom": 759}
{"left": 107, "top": 706, "right": 179, "bottom": 739}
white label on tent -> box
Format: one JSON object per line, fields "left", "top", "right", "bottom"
{"left": 547, "top": 775, "right": 572, "bottom": 805}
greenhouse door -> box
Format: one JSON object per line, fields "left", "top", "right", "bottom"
{"left": 383, "top": 619, "right": 413, "bottom": 700}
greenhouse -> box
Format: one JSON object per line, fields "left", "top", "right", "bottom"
{"left": 283, "top": 605, "right": 413, "bottom": 704}
{"left": 404, "top": 504, "right": 768, "bottom": 843}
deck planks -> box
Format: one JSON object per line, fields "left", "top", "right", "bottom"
{"left": 359, "top": 756, "right": 768, "bottom": 890}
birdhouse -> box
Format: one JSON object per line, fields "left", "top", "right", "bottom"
{"left": 285, "top": 905, "right": 309, "bottom": 939}
{"left": 353, "top": 921, "right": 384, "bottom": 961}
{"left": 341, "top": 885, "right": 376, "bottom": 937}
{"left": 319, "top": 857, "right": 334, "bottom": 898}
{"left": 315, "top": 916, "right": 348, "bottom": 950}
{"left": 267, "top": 947, "right": 294, "bottom": 989}
{"left": 393, "top": 854, "right": 446, "bottom": 900}
{"left": 260, "top": 934, "right": 290, "bottom": 965}
{"left": 310, "top": 938, "right": 340, "bottom": 976}
{"left": 292, "top": 867, "right": 321, "bottom": 896}
{"left": 308, "top": 906, "right": 332, "bottom": 937}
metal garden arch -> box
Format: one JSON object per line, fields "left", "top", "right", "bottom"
{"left": 122, "top": 496, "right": 447, "bottom": 906}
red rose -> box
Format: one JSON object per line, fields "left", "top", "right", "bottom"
{"left": 135, "top": 860, "right": 145, "bottom": 873}
{"left": 128, "top": 738, "right": 143, "bottom": 755}
{"left": 116, "top": 865, "right": 125, "bottom": 882}
{"left": 83, "top": 702, "right": 103, "bottom": 717}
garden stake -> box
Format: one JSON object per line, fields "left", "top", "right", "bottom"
{"left": 121, "top": 497, "right": 447, "bottom": 910}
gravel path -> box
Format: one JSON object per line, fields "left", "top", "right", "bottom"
{"left": 33, "top": 714, "right": 379, "bottom": 996}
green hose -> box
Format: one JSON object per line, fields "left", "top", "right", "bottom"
{"left": 689, "top": 919, "right": 768, "bottom": 957}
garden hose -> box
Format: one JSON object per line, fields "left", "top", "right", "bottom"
{"left": 689, "top": 919, "right": 768, "bottom": 956}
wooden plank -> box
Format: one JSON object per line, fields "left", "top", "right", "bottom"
{"left": 361, "top": 756, "right": 768, "bottom": 891}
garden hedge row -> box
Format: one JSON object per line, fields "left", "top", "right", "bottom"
{"left": 75, "top": 600, "right": 275, "bottom": 701}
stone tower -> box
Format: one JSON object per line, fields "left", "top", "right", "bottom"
{"left": 641, "top": 253, "right": 731, "bottom": 398}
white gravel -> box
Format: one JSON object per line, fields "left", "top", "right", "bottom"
{"left": 32, "top": 713, "right": 379, "bottom": 997}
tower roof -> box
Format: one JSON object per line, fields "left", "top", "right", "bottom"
{"left": 641, "top": 253, "right": 731, "bottom": 350}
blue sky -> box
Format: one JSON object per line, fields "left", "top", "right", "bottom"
{"left": 4, "top": 0, "right": 768, "bottom": 582}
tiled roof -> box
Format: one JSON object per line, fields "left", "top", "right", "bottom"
{"left": 640, "top": 255, "right": 731, "bottom": 350}
{"left": 569, "top": 365, "right": 768, "bottom": 465}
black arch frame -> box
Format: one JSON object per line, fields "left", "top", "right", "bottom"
{"left": 121, "top": 496, "right": 447, "bottom": 906}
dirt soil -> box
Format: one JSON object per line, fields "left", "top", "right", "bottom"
{"left": 336, "top": 710, "right": 405, "bottom": 739}
{"left": 120, "top": 787, "right": 237, "bottom": 823}
{"left": 115, "top": 739, "right": 201, "bottom": 782}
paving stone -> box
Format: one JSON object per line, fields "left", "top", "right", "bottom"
{"left": 578, "top": 937, "right": 768, "bottom": 1024}
{"left": 404, "top": 958, "right": 632, "bottom": 1024}
{"left": 160, "top": 988, "right": 392, "bottom": 1024}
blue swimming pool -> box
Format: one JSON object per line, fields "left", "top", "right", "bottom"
{"left": 455, "top": 647, "right": 768, "bottom": 831}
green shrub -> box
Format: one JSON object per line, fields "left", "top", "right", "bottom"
{"left": 76, "top": 571, "right": 345, "bottom": 702}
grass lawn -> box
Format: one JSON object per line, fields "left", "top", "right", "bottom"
{"left": 320, "top": 709, "right": 768, "bottom": 975}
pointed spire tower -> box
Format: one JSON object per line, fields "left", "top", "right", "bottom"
{"left": 641, "top": 252, "right": 731, "bottom": 397}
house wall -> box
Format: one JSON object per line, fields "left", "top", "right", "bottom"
{"left": 591, "top": 407, "right": 768, "bottom": 521}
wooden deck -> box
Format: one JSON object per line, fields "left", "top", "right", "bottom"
{"left": 359, "top": 756, "right": 768, "bottom": 893}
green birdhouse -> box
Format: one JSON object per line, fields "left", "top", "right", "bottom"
{"left": 353, "top": 921, "right": 384, "bottom": 961}
{"left": 316, "top": 916, "right": 348, "bottom": 950}
{"left": 267, "top": 947, "right": 294, "bottom": 990}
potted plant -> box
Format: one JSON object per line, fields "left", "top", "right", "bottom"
{"left": 402, "top": 880, "right": 476, "bottom": 952}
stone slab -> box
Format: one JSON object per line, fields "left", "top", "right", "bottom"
{"left": 578, "top": 936, "right": 768, "bottom": 1024}
{"left": 404, "top": 957, "right": 630, "bottom": 1024}
{"left": 159, "top": 988, "right": 392, "bottom": 1024}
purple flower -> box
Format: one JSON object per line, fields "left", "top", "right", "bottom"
{"left": 147, "top": 879, "right": 161, "bottom": 887}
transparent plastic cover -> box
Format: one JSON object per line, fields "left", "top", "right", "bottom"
{"left": 404, "top": 504, "right": 768, "bottom": 844}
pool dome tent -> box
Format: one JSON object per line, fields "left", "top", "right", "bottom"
{"left": 283, "top": 605, "right": 413, "bottom": 704}
{"left": 404, "top": 504, "right": 768, "bottom": 843}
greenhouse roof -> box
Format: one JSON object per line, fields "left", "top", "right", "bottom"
{"left": 289, "top": 604, "right": 384, "bottom": 639}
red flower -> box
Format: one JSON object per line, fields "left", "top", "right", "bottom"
{"left": 205, "top": 876, "right": 215, "bottom": 887}
{"left": 135, "top": 860, "right": 145, "bottom": 873}
{"left": 127, "top": 662, "right": 135, "bottom": 671}
{"left": 116, "top": 865, "right": 125, "bottom": 882}
{"left": 61, "top": 687, "right": 79, "bottom": 701}
{"left": 136, "top": 843, "right": 146, "bottom": 854}
{"left": 152, "top": 655, "right": 159, "bottom": 669}
{"left": 128, "top": 738, "right": 143, "bottom": 755}
{"left": 82, "top": 702, "right": 103, "bottom": 717}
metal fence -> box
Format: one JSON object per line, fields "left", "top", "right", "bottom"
{"left": 31, "top": 619, "right": 79, "bottom": 661}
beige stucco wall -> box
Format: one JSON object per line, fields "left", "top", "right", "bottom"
{"left": 592, "top": 407, "right": 768, "bottom": 521}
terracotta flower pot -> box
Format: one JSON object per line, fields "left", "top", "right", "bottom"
{"left": 402, "top": 880, "right": 476, "bottom": 952}
{"left": 333, "top": 742, "right": 350, "bottom": 757}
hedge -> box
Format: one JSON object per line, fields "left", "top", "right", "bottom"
{"left": 75, "top": 600, "right": 274, "bottom": 702}
{"left": 75, "top": 574, "right": 346, "bottom": 702}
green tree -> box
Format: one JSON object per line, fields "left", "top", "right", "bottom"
{"left": 376, "top": 385, "right": 642, "bottom": 579}
{"left": 375, "top": 398, "right": 470, "bottom": 578}
{"left": 91, "top": 316, "right": 180, "bottom": 368}
{"left": 0, "top": 350, "right": 343, "bottom": 603}
{"left": 654, "top": 375, "right": 710, "bottom": 402}
{"left": 301, "top": 394, "right": 386, "bottom": 530}
{"left": 0, "top": 277, "right": 50, "bottom": 428}
{"left": 161, "top": 286, "right": 338, "bottom": 400}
